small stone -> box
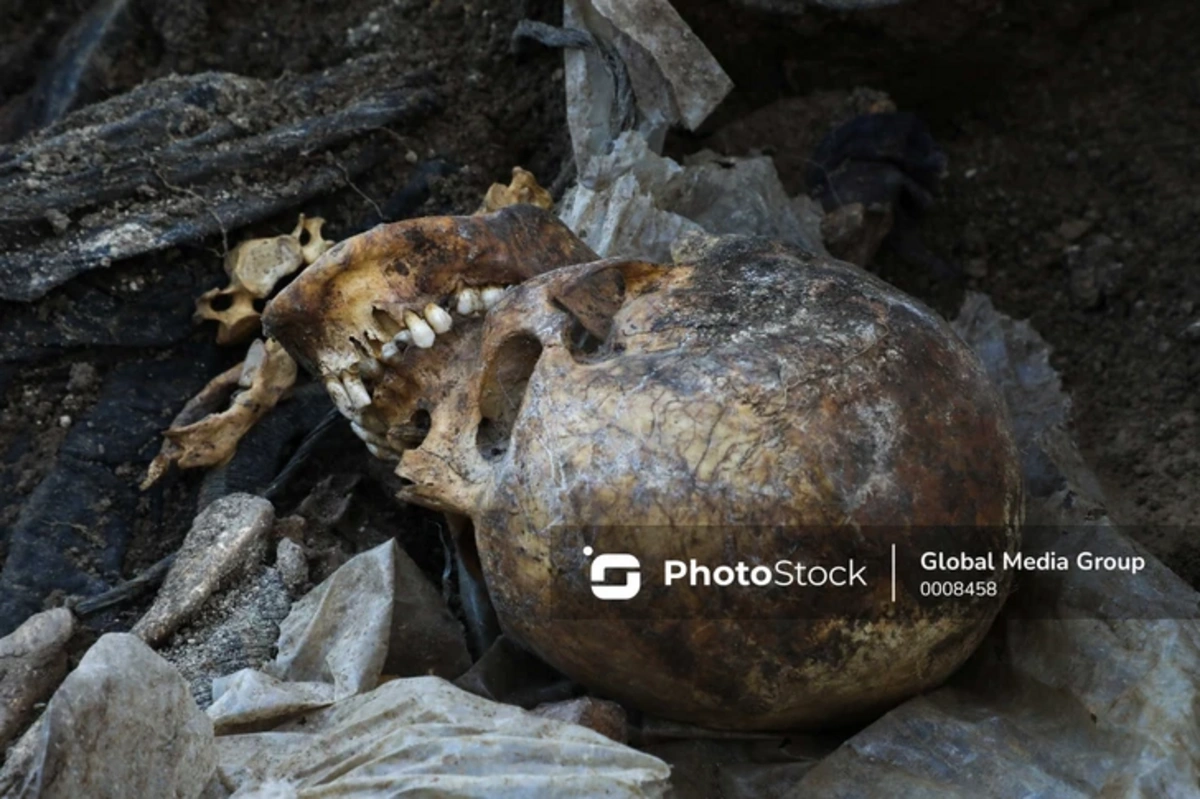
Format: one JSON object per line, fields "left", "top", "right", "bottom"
{"left": 964, "top": 257, "right": 988, "bottom": 279}
{"left": 58, "top": 415, "right": 72, "bottom": 428}
{"left": 1057, "top": 218, "right": 1092, "bottom": 242}
{"left": 66, "top": 363, "right": 98, "bottom": 393}
{"left": 276, "top": 537, "right": 309, "bottom": 596}
{"left": 405, "top": 149, "right": 419, "bottom": 164}
{"left": 1065, "top": 234, "right": 1121, "bottom": 310}
{"left": 0, "top": 609, "right": 75, "bottom": 748}
{"left": 44, "top": 209, "right": 70, "bottom": 235}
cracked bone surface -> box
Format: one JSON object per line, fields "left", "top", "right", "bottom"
{"left": 265, "top": 214, "right": 1023, "bottom": 730}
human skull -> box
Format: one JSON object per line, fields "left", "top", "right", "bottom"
{"left": 264, "top": 207, "right": 1022, "bottom": 730}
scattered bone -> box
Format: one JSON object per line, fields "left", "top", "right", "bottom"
{"left": 404, "top": 310, "right": 436, "bottom": 349}
{"left": 0, "top": 608, "right": 75, "bottom": 749}
{"left": 195, "top": 215, "right": 333, "bottom": 345}
{"left": 141, "top": 339, "right": 298, "bottom": 489}
{"left": 477, "top": 166, "right": 553, "bottom": 214}
{"left": 424, "top": 303, "right": 453, "bottom": 334}
{"left": 367, "top": 442, "right": 398, "bottom": 461}
{"left": 297, "top": 216, "right": 334, "bottom": 265}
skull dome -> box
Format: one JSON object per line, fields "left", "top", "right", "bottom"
{"left": 264, "top": 205, "right": 1022, "bottom": 730}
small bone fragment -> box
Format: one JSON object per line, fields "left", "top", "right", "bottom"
{"left": 477, "top": 166, "right": 553, "bottom": 213}
{"left": 141, "top": 338, "right": 298, "bottom": 489}
{"left": 194, "top": 215, "right": 334, "bottom": 345}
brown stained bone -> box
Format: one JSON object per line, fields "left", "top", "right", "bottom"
{"left": 266, "top": 208, "right": 1023, "bottom": 730}
{"left": 141, "top": 338, "right": 297, "bottom": 488}
{"left": 195, "top": 215, "right": 333, "bottom": 345}
{"left": 262, "top": 205, "right": 597, "bottom": 462}
{"left": 396, "top": 233, "right": 1023, "bottom": 731}
{"left": 477, "top": 167, "right": 554, "bottom": 214}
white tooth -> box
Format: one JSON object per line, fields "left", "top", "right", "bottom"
{"left": 480, "top": 286, "right": 507, "bottom": 309}
{"left": 366, "top": 442, "right": 399, "bottom": 461}
{"left": 342, "top": 373, "right": 372, "bottom": 409}
{"left": 323, "top": 377, "right": 353, "bottom": 417}
{"left": 350, "top": 421, "right": 372, "bottom": 442}
{"left": 359, "top": 357, "right": 382, "bottom": 380}
{"left": 404, "top": 310, "right": 436, "bottom": 349}
{"left": 424, "top": 303, "right": 453, "bottom": 334}
{"left": 381, "top": 340, "right": 402, "bottom": 364}
{"left": 456, "top": 288, "right": 481, "bottom": 315}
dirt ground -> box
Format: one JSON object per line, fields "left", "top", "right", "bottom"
{"left": 0, "top": 0, "right": 1197, "bottom": 606}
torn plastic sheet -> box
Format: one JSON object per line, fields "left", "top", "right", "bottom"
{"left": 560, "top": 132, "right": 825, "bottom": 262}
{"left": 0, "top": 633, "right": 215, "bottom": 798}
{"left": 562, "top": 0, "right": 732, "bottom": 170}
{"left": 214, "top": 675, "right": 671, "bottom": 798}
{"left": 206, "top": 538, "right": 471, "bottom": 733}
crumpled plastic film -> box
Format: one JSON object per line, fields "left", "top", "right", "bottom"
{"left": 560, "top": 132, "right": 824, "bottom": 262}
{"left": 215, "top": 676, "right": 671, "bottom": 798}
{"left": 562, "top": 0, "right": 731, "bottom": 169}
{"left": 263, "top": 539, "right": 398, "bottom": 699}
{"left": 0, "top": 634, "right": 216, "bottom": 798}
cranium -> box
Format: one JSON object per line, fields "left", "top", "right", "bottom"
{"left": 196, "top": 215, "right": 332, "bottom": 344}
{"left": 264, "top": 208, "right": 1022, "bottom": 730}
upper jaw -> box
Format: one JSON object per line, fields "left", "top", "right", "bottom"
{"left": 263, "top": 205, "right": 599, "bottom": 458}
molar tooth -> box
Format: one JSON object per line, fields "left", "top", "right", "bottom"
{"left": 342, "top": 373, "right": 372, "bottom": 409}
{"left": 404, "top": 310, "right": 436, "bottom": 349}
{"left": 480, "top": 286, "right": 507, "bottom": 309}
{"left": 456, "top": 288, "right": 481, "bottom": 315}
{"left": 424, "top": 303, "right": 453, "bottom": 334}
{"left": 323, "top": 377, "right": 354, "bottom": 417}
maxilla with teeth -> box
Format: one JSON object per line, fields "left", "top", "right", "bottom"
{"left": 262, "top": 205, "right": 602, "bottom": 460}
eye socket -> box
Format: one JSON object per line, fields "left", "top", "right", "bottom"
{"left": 475, "top": 333, "right": 543, "bottom": 461}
